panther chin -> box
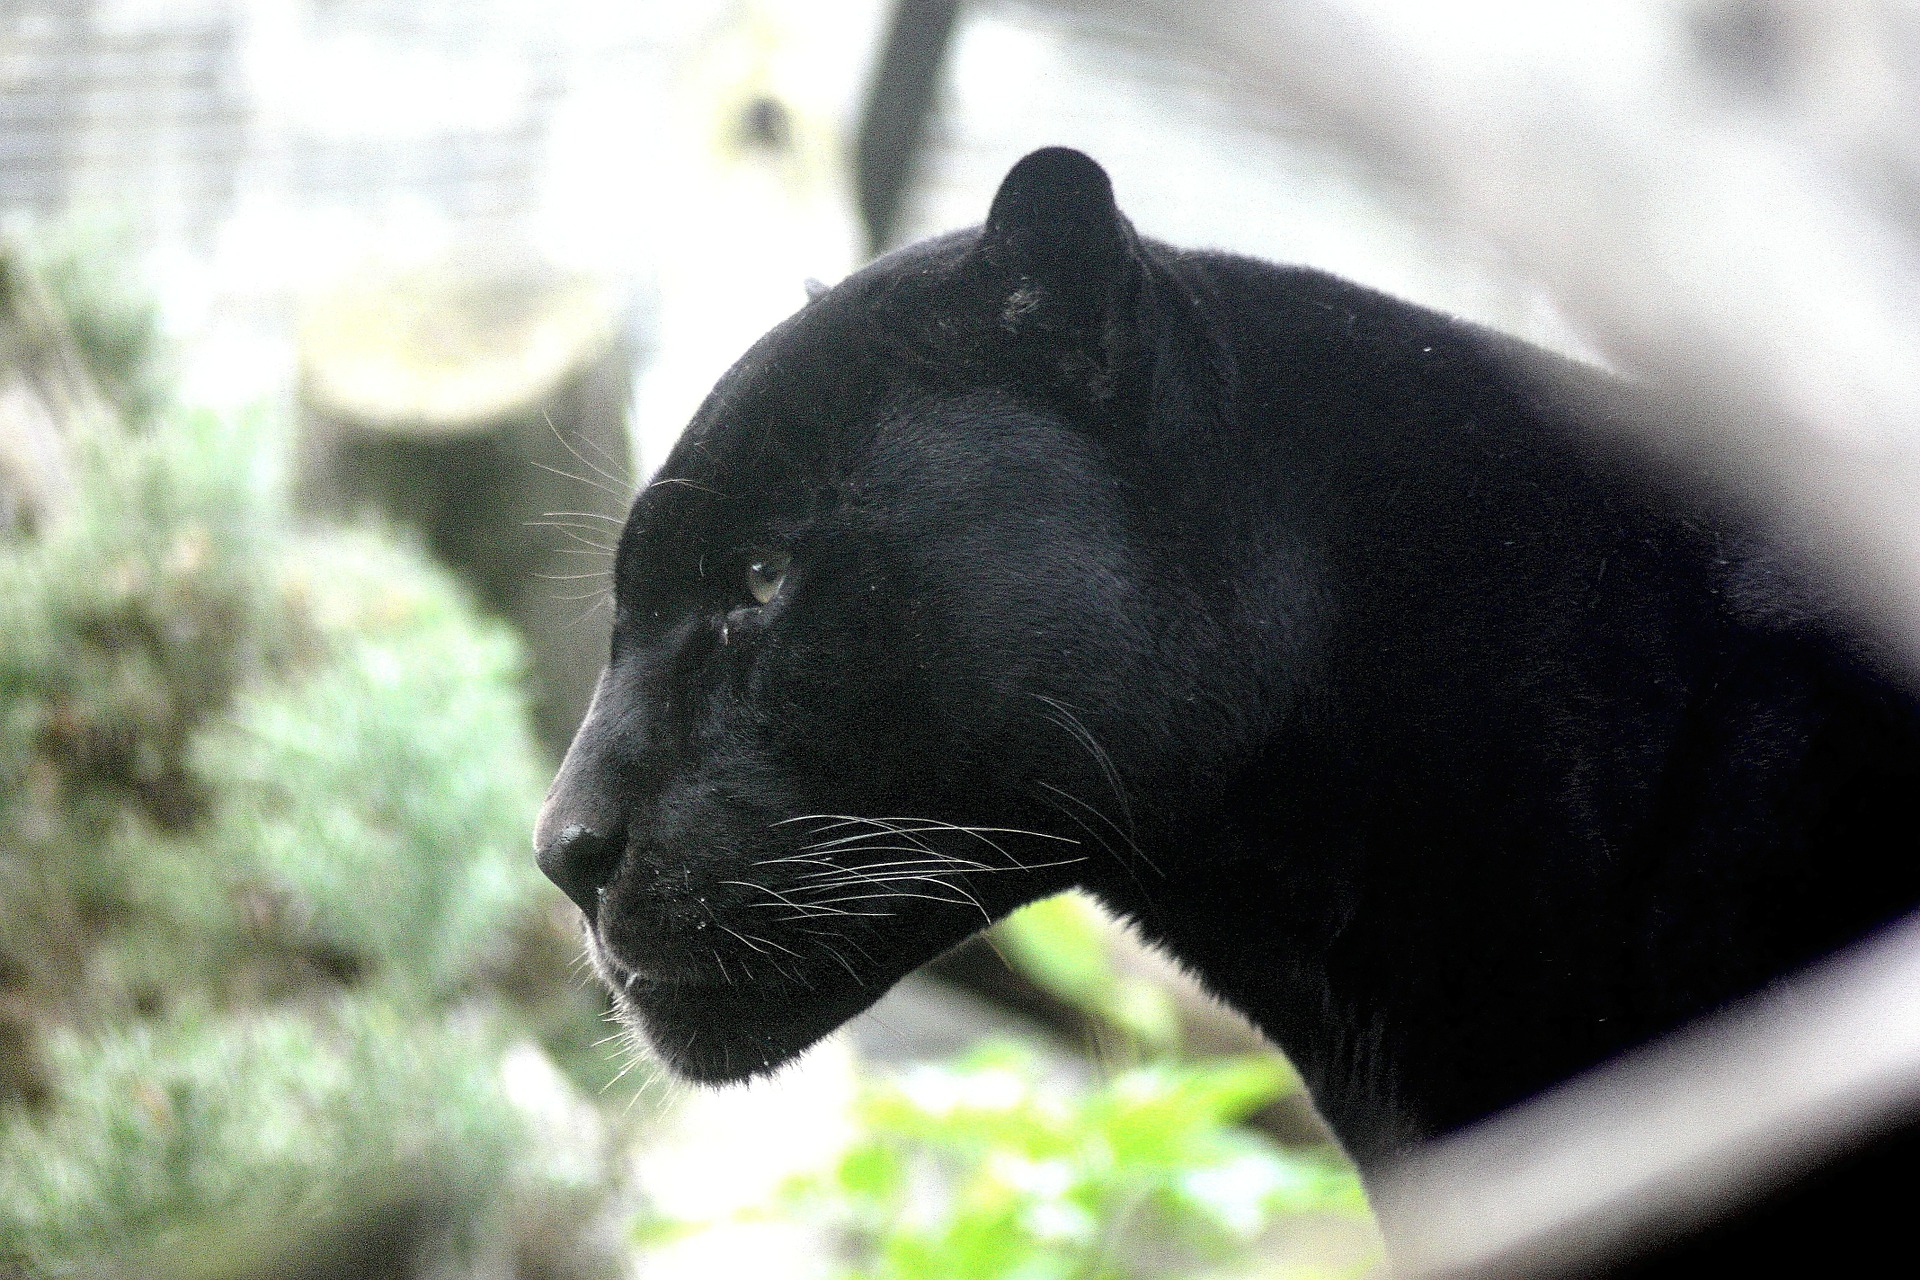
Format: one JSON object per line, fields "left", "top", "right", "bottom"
{"left": 586, "top": 931, "right": 887, "bottom": 1085}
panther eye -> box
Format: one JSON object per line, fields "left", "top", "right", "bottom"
{"left": 745, "top": 550, "right": 790, "bottom": 605}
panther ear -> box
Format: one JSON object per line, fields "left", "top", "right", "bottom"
{"left": 978, "top": 147, "right": 1142, "bottom": 400}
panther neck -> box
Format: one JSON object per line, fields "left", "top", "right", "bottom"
{"left": 1106, "top": 861, "right": 1523, "bottom": 1169}
{"left": 1095, "top": 753, "right": 1671, "bottom": 1172}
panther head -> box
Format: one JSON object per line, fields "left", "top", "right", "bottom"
{"left": 532, "top": 149, "right": 1239, "bottom": 1083}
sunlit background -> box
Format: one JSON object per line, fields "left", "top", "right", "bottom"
{"left": 6, "top": 1, "right": 1919, "bottom": 1277}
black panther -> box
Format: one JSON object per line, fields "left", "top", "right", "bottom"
{"left": 534, "top": 148, "right": 1920, "bottom": 1211}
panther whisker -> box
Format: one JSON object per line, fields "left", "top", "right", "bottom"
{"left": 799, "top": 817, "right": 945, "bottom": 856}
{"left": 789, "top": 816, "right": 1079, "bottom": 851}
{"left": 800, "top": 932, "right": 866, "bottom": 986}
{"left": 527, "top": 512, "right": 618, "bottom": 529}
{"left": 801, "top": 888, "right": 991, "bottom": 924}
{"left": 801, "top": 873, "right": 994, "bottom": 920}
{"left": 805, "top": 832, "right": 992, "bottom": 848}
{"left": 794, "top": 872, "right": 972, "bottom": 895}
{"left": 789, "top": 853, "right": 998, "bottom": 877}
{"left": 560, "top": 596, "right": 614, "bottom": 630}
{"left": 572, "top": 430, "right": 637, "bottom": 485}
{"left": 544, "top": 410, "right": 636, "bottom": 495}
{"left": 741, "top": 900, "right": 867, "bottom": 918}
{"left": 791, "top": 860, "right": 976, "bottom": 881}
{"left": 785, "top": 823, "right": 1076, "bottom": 882}
{"left": 532, "top": 458, "right": 633, "bottom": 503}
{"left": 788, "top": 845, "right": 992, "bottom": 862}
{"left": 538, "top": 508, "right": 626, "bottom": 524}
{"left": 783, "top": 816, "right": 942, "bottom": 840}
{"left": 646, "top": 475, "right": 725, "bottom": 497}
{"left": 1035, "top": 778, "right": 1161, "bottom": 877}
{"left": 600, "top": 1053, "right": 643, "bottom": 1094}
{"left": 863, "top": 818, "right": 1081, "bottom": 865}
{"left": 526, "top": 515, "right": 620, "bottom": 537}
{"left": 525, "top": 525, "right": 619, "bottom": 553}
{"left": 738, "top": 927, "right": 808, "bottom": 962}
{"left": 1035, "top": 785, "right": 1158, "bottom": 907}
{"left": 1030, "top": 693, "right": 1135, "bottom": 833}
{"left": 719, "top": 879, "right": 859, "bottom": 915}
{"left": 800, "top": 889, "right": 972, "bottom": 908}
{"left": 526, "top": 521, "right": 614, "bottom": 537}
{"left": 773, "top": 908, "right": 894, "bottom": 922}
{"left": 776, "top": 813, "right": 1061, "bottom": 834}
{"left": 754, "top": 950, "right": 810, "bottom": 988}
{"left": 789, "top": 875, "right": 974, "bottom": 896}
{"left": 792, "top": 855, "right": 1087, "bottom": 885}
{"left": 619, "top": 1061, "right": 675, "bottom": 1120}
{"left": 716, "top": 922, "right": 771, "bottom": 955}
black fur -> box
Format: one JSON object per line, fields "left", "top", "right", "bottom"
{"left": 536, "top": 148, "right": 1920, "bottom": 1174}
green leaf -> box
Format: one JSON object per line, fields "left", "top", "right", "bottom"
{"left": 994, "top": 893, "right": 1180, "bottom": 1051}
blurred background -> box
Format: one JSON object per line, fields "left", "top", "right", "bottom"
{"left": 4, "top": 1, "right": 1918, "bottom": 1277}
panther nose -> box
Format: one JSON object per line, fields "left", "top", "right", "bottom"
{"left": 536, "top": 822, "right": 623, "bottom": 920}
{"left": 536, "top": 669, "right": 632, "bottom": 920}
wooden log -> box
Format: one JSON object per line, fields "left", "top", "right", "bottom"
{"left": 297, "top": 252, "right": 635, "bottom": 759}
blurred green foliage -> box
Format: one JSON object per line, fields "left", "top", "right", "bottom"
{"left": 18, "top": 217, "right": 170, "bottom": 426}
{"left": 0, "top": 246, "right": 614, "bottom": 1277}
{"left": 191, "top": 527, "right": 549, "bottom": 993}
{"left": 994, "top": 893, "right": 1182, "bottom": 1053}
{"left": 789, "top": 1043, "right": 1369, "bottom": 1280}
{"left": 0, "top": 1004, "right": 533, "bottom": 1274}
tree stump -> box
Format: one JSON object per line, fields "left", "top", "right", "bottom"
{"left": 298, "top": 252, "right": 635, "bottom": 759}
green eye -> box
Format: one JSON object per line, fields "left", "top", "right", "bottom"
{"left": 745, "top": 551, "right": 790, "bottom": 605}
